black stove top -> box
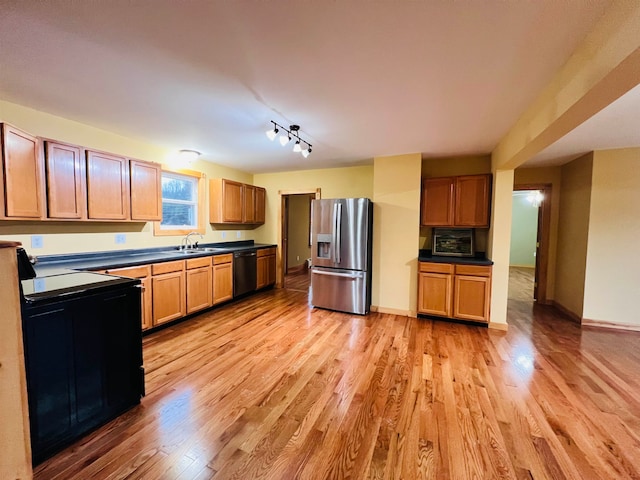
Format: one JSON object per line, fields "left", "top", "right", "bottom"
{"left": 21, "top": 272, "right": 138, "bottom": 303}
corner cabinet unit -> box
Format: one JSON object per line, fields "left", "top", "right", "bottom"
{"left": 209, "top": 178, "right": 266, "bottom": 226}
{"left": 0, "top": 123, "right": 45, "bottom": 219}
{"left": 418, "top": 261, "right": 491, "bottom": 324}
{"left": 421, "top": 174, "right": 491, "bottom": 227}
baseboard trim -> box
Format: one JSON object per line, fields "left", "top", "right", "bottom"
{"left": 582, "top": 318, "right": 640, "bottom": 332}
{"left": 551, "top": 301, "right": 582, "bottom": 324}
{"left": 370, "top": 305, "right": 412, "bottom": 317}
{"left": 488, "top": 322, "right": 509, "bottom": 331}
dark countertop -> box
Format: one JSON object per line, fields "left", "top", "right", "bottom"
{"left": 33, "top": 241, "right": 277, "bottom": 277}
{"left": 418, "top": 249, "right": 493, "bottom": 266}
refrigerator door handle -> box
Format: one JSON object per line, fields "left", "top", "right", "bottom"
{"left": 335, "top": 202, "right": 342, "bottom": 264}
{"left": 312, "top": 269, "right": 362, "bottom": 279}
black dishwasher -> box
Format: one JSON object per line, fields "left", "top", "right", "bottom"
{"left": 233, "top": 249, "right": 257, "bottom": 297}
{"left": 21, "top": 272, "right": 145, "bottom": 464}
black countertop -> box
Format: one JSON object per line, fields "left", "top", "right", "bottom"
{"left": 418, "top": 249, "right": 493, "bottom": 266}
{"left": 32, "top": 241, "right": 277, "bottom": 277}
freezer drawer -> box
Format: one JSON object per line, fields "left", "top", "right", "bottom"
{"left": 310, "top": 267, "right": 370, "bottom": 315}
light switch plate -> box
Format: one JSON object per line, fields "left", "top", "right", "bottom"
{"left": 221, "top": 232, "right": 226, "bottom": 239}
{"left": 31, "top": 235, "right": 44, "bottom": 249}
{"left": 236, "top": 231, "right": 242, "bottom": 239}
{"left": 115, "top": 234, "right": 126, "bottom": 244}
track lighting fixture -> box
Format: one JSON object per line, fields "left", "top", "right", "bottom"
{"left": 266, "top": 121, "right": 312, "bottom": 157}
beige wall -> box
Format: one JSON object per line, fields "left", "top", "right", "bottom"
{"left": 286, "top": 194, "right": 312, "bottom": 269}
{"left": 253, "top": 165, "right": 373, "bottom": 247}
{"left": 583, "top": 148, "right": 640, "bottom": 327}
{"left": 554, "top": 153, "right": 593, "bottom": 318}
{"left": 0, "top": 100, "right": 255, "bottom": 255}
{"left": 372, "top": 153, "right": 421, "bottom": 315}
{"left": 514, "top": 166, "right": 562, "bottom": 301}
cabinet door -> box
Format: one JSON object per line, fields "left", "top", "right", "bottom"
{"left": 256, "top": 255, "right": 268, "bottom": 289}
{"left": 417, "top": 272, "right": 452, "bottom": 317}
{"left": 420, "top": 177, "right": 454, "bottom": 226}
{"left": 130, "top": 159, "right": 162, "bottom": 221}
{"left": 152, "top": 271, "right": 185, "bottom": 325}
{"left": 243, "top": 184, "right": 256, "bottom": 223}
{"left": 186, "top": 267, "right": 213, "bottom": 314}
{"left": 44, "top": 141, "right": 86, "bottom": 219}
{"left": 453, "top": 275, "right": 490, "bottom": 322}
{"left": 213, "top": 262, "right": 233, "bottom": 304}
{"left": 1, "top": 124, "right": 44, "bottom": 218}
{"left": 454, "top": 174, "right": 490, "bottom": 227}
{"left": 222, "top": 180, "right": 243, "bottom": 223}
{"left": 254, "top": 187, "right": 266, "bottom": 224}
{"left": 267, "top": 254, "right": 276, "bottom": 285}
{"left": 86, "top": 150, "right": 130, "bottom": 220}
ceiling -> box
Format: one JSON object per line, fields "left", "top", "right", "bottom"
{"left": 1, "top": 0, "right": 631, "bottom": 174}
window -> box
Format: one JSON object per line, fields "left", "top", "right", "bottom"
{"left": 154, "top": 168, "right": 205, "bottom": 236}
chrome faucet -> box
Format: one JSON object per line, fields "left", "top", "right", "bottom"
{"left": 181, "top": 232, "right": 204, "bottom": 250}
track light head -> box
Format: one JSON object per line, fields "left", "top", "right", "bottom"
{"left": 293, "top": 140, "right": 302, "bottom": 152}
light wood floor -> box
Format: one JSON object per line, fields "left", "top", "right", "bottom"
{"left": 34, "top": 274, "right": 640, "bottom": 479}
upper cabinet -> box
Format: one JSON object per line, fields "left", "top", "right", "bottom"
{"left": 86, "top": 150, "right": 130, "bottom": 220}
{"left": 130, "top": 159, "right": 162, "bottom": 221}
{"left": 421, "top": 174, "right": 491, "bottom": 227}
{"left": 209, "top": 178, "right": 266, "bottom": 226}
{"left": 0, "top": 124, "right": 45, "bottom": 219}
{"left": 44, "top": 140, "right": 86, "bottom": 219}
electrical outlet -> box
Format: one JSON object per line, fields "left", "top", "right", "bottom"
{"left": 115, "top": 234, "right": 126, "bottom": 244}
{"left": 31, "top": 235, "right": 44, "bottom": 249}
{"left": 221, "top": 231, "right": 226, "bottom": 239}
{"left": 34, "top": 278, "right": 46, "bottom": 293}
{"left": 297, "top": 255, "right": 300, "bottom": 261}
{"left": 236, "top": 231, "right": 242, "bottom": 239}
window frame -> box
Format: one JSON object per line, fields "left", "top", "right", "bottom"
{"left": 153, "top": 167, "right": 206, "bottom": 236}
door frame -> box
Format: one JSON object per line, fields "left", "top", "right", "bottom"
{"left": 513, "top": 183, "right": 552, "bottom": 304}
{"left": 278, "top": 188, "right": 321, "bottom": 287}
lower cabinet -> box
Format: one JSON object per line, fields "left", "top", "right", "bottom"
{"left": 151, "top": 260, "right": 186, "bottom": 325}
{"left": 21, "top": 284, "right": 144, "bottom": 464}
{"left": 257, "top": 247, "right": 276, "bottom": 289}
{"left": 186, "top": 257, "right": 213, "bottom": 314}
{"left": 213, "top": 254, "right": 233, "bottom": 304}
{"left": 103, "top": 265, "right": 152, "bottom": 331}
{"left": 418, "top": 261, "right": 491, "bottom": 323}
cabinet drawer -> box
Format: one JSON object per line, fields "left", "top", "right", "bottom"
{"left": 419, "top": 262, "right": 454, "bottom": 274}
{"left": 257, "top": 247, "right": 276, "bottom": 257}
{"left": 186, "top": 256, "right": 212, "bottom": 269}
{"left": 104, "top": 265, "right": 151, "bottom": 278}
{"left": 213, "top": 253, "right": 233, "bottom": 265}
{"left": 152, "top": 260, "right": 185, "bottom": 275}
{"left": 455, "top": 264, "right": 491, "bottom": 277}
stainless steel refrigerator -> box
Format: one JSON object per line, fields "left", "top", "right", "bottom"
{"left": 310, "top": 198, "right": 373, "bottom": 315}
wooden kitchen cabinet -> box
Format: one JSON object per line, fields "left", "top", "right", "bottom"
{"left": 102, "top": 265, "right": 153, "bottom": 331}
{"left": 130, "top": 159, "right": 162, "bottom": 221}
{"left": 452, "top": 264, "right": 491, "bottom": 322}
{"left": 212, "top": 254, "right": 233, "bottom": 304}
{"left": 418, "top": 262, "right": 453, "bottom": 317}
{"left": 151, "top": 260, "right": 185, "bottom": 325}
{"left": 254, "top": 187, "right": 266, "bottom": 224}
{"left": 44, "top": 140, "right": 86, "bottom": 219}
{"left": 417, "top": 261, "right": 491, "bottom": 323}
{"left": 209, "top": 178, "right": 266, "bottom": 225}
{"left": 0, "top": 123, "right": 45, "bottom": 219}
{"left": 420, "top": 174, "right": 491, "bottom": 227}
{"left": 257, "top": 247, "right": 276, "bottom": 289}
{"left": 186, "top": 257, "right": 213, "bottom": 314}
{"left": 86, "top": 150, "right": 130, "bottom": 220}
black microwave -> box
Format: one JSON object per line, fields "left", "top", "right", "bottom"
{"left": 432, "top": 228, "right": 474, "bottom": 257}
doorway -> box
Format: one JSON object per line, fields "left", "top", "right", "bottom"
{"left": 278, "top": 189, "right": 321, "bottom": 290}
{"left": 509, "top": 184, "right": 551, "bottom": 304}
